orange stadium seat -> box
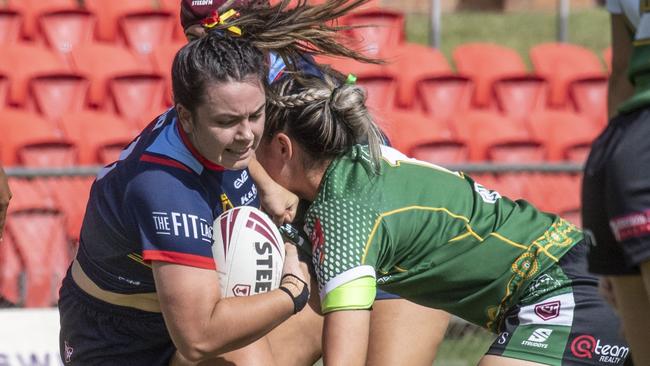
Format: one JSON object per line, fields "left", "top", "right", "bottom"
{"left": 317, "top": 55, "right": 399, "bottom": 113}
{"left": 4, "top": 176, "right": 71, "bottom": 307}
{"left": 157, "top": 0, "right": 185, "bottom": 41}
{"left": 0, "top": 44, "right": 72, "bottom": 106}
{"left": 0, "top": 228, "right": 22, "bottom": 304}
{"left": 493, "top": 75, "right": 548, "bottom": 124}
{"left": 380, "top": 109, "right": 456, "bottom": 157}
{"left": 50, "top": 176, "right": 94, "bottom": 241}
{"left": 119, "top": 10, "right": 175, "bottom": 57}
{"left": 84, "top": 0, "right": 160, "bottom": 42}
{"left": 71, "top": 43, "right": 153, "bottom": 107}
{"left": 108, "top": 74, "right": 167, "bottom": 129}
{"left": 0, "top": 109, "right": 76, "bottom": 166}
{"left": 0, "top": 74, "right": 9, "bottom": 108}
{"left": 453, "top": 43, "right": 540, "bottom": 109}
{"left": 341, "top": 7, "right": 405, "bottom": 56}
{"left": 27, "top": 74, "right": 90, "bottom": 123}
{"left": 8, "top": 209, "right": 71, "bottom": 307}
{"left": 382, "top": 42, "right": 454, "bottom": 109}
{"left": 6, "top": 0, "right": 81, "bottom": 39}
{"left": 568, "top": 76, "right": 608, "bottom": 127}
{"left": 524, "top": 174, "right": 581, "bottom": 215}
{"left": 152, "top": 41, "right": 186, "bottom": 105}
{"left": 528, "top": 110, "right": 599, "bottom": 162}
{"left": 453, "top": 111, "right": 540, "bottom": 162}
{"left": 36, "top": 9, "right": 95, "bottom": 57}
{"left": 60, "top": 111, "right": 134, "bottom": 165}
{"left": 416, "top": 75, "right": 473, "bottom": 122}
{"left": 492, "top": 173, "right": 531, "bottom": 201}
{"left": 530, "top": 43, "right": 606, "bottom": 108}
{"left": 0, "top": 9, "right": 21, "bottom": 45}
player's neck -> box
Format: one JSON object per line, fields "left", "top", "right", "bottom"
{"left": 296, "top": 159, "right": 330, "bottom": 202}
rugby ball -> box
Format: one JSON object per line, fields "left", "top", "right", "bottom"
{"left": 212, "top": 206, "right": 285, "bottom": 298}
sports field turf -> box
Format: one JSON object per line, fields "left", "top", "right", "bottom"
{"left": 406, "top": 7, "right": 610, "bottom": 69}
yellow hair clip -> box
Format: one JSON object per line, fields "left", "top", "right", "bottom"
{"left": 201, "top": 9, "right": 242, "bottom": 36}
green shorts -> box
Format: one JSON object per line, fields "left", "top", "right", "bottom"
{"left": 486, "top": 241, "right": 629, "bottom": 366}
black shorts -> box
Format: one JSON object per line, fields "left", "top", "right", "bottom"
{"left": 487, "top": 241, "right": 629, "bottom": 365}
{"left": 582, "top": 108, "right": 650, "bottom": 275}
{"left": 58, "top": 272, "right": 176, "bottom": 365}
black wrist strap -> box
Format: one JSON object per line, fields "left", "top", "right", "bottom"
{"left": 279, "top": 274, "right": 309, "bottom": 314}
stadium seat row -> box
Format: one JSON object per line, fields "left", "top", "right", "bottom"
{"left": 0, "top": 40, "right": 608, "bottom": 134}
{"left": 381, "top": 109, "right": 599, "bottom": 163}
{"left": 0, "top": 107, "right": 598, "bottom": 167}
{"left": 318, "top": 41, "right": 609, "bottom": 127}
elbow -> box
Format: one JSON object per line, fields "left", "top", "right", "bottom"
{"left": 175, "top": 343, "right": 212, "bottom": 363}
{"left": 175, "top": 337, "right": 230, "bottom": 363}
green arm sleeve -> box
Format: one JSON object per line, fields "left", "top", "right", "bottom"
{"left": 321, "top": 276, "right": 376, "bottom": 314}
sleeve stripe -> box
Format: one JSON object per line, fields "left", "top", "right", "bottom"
{"left": 321, "top": 265, "right": 375, "bottom": 300}
{"left": 143, "top": 250, "right": 216, "bottom": 270}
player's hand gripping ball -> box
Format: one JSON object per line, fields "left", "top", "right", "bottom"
{"left": 212, "top": 206, "right": 285, "bottom": 298}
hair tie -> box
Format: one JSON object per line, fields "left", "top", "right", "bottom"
{"left": 201, "top": 9, "right": 243, "bottom": 36}
{"left": 346, "top": 73, "right": 357, "bottom": 85}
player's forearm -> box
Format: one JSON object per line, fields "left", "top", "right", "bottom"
{"left": 178, "top": 289, "right": 295, "bottom": 362}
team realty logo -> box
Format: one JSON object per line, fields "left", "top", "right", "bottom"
{"left": 521, "top": 328, "right": 552, "bottom": 349}
{"left": 534, "top": 300, "right": 561, "bottom": 320}
{"left": 571, "top": 335, "right": 629, "bottom": 364}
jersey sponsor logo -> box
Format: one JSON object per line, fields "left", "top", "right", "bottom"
{"left": 234, "top": 170, "right": 250, "bottom": 189}
{"left": 570, "top": 335, "right": 629, "bottom": 364}
{"left": 309, "top": 218, "right": 326, "bottom": 265}
{"left": 152, "top": 211, "right": 213, "bottom": 243}
{"left": 240, "top": 185, "right": 258, "bottom": 206}
{"left": 474, "top": 182, "right": 501, "bottom": 204}
{"left": 609, "top": 209, "right": 650, "bottom": 241}
{"left": 534, "top": 300, "right": 560, "bottom": 320}
{"left": 521, "top": 328, "right": 553, "bottom": 349}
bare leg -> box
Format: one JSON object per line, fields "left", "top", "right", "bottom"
{"left": 478, "top": 355, "right": 547, "bottom": 366}
{"left": 366, "top": 299, "right": 449, "bottom": 366}
{"left": 169, "top": 337, "right": 277, "bottom": 366}
{"left": 610, "top": 262, "right": 650, "bottom": 366}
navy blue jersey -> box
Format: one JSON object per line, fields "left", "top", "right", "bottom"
{"left": 76, "top": 108, "right": 260, "bottom": 294}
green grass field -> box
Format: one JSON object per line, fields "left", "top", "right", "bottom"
{"left": 405, "top": 8, "right": 610, "bottom": 69}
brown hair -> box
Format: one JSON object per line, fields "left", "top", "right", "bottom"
{"left": 219, "top": 0, "right": 382, "bottom": 66}
{"left": 265, "top": 70, "right": 384, "bottom": 172}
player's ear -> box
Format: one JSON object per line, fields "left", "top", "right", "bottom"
{"left": 176, "top": 104, "right": 194, "bottom": 134}
{"left": 276, "top": 132, "right": 293, "bottom": 162}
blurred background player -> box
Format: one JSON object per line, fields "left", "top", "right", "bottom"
{"left": 582, "top": 1, "right": 650, "bottom": 365}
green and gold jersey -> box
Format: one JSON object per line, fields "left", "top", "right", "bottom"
{"left": 304, "top": 145, "right": 582, "bottom": 331}
{"left": 610, "top": 0, "right": 650, "bottom": 112}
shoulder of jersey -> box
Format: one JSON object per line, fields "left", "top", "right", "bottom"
{"left": 212, "top": 206, "right": 285, "bottom": 298}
